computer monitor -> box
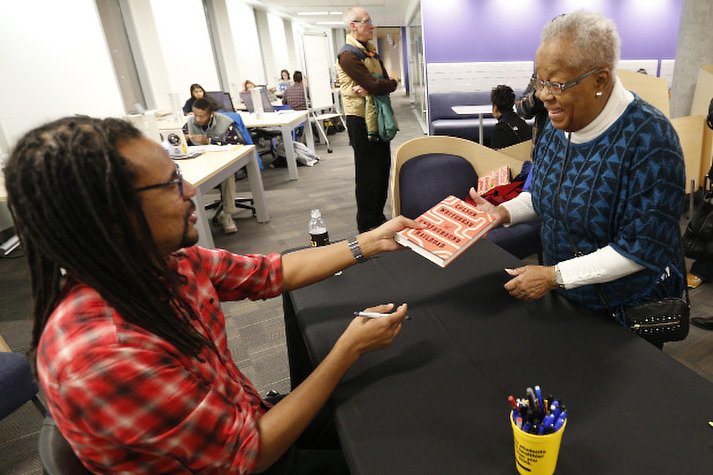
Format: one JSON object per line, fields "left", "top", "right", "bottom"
{"left": 239, "top": 88, "right": 274, "bottom": 113}
{"left": 205, "top": 91, "right": 236, "bottom": 113}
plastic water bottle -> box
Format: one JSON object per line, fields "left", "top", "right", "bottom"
{"left": 309, "top": 209, "right": 329, "bottom": 247}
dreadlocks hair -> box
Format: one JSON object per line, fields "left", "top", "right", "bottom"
{"left": 4, "top": 116, "right": 212, "bottom": 365}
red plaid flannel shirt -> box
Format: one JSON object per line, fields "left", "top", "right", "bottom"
{"left": 37, "top": 247, "right": 283, "bottom": 474}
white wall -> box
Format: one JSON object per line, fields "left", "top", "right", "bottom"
{"left": 208, "top": 0, "right": 242, "bottom": 101}
{"left": 123, "top": 0, "right": 173, "bottom": 110}
{"left": 0, "top": 0, "right": 125, "bottom": 232}
{"left": 150, "top": 0, "right": 221, "bottom": 98}
{"left": 266, "top": 12, "right": 290, "bottom": 86}
{"left": 226, "top": 0, "right": 265, "bottom": 88}
{"left": 0, "top": 0, "right": 124, "bottom": 146}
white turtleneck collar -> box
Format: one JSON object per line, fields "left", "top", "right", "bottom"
{"left": 570, "top": 76, "right": 634, "bottom": 144}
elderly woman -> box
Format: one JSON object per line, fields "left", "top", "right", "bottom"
{"left": 472, "top": 11, "right": 685, "bottom": 328}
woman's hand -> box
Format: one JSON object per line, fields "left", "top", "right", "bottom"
{"left": 468, "top": 187, "right": 510, "bottom": 226}
{"left": 503, "top": 266, "right": 558, "bottom": 301}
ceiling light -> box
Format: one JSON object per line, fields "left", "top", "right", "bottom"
{"left": 316, "top": 21, "right": 344, "bottom": 25}
{"left": 330, "top": 12, "right": 342, "bottom": 15}
{"left": 297, "top": 11, "right": 328, "bottom": 16}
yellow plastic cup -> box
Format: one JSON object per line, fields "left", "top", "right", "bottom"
{"left": 510, "top": 414, "right": 567, "bottom": 474}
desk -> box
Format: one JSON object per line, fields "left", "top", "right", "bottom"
{"left": 451, "top": 105, "right": 493, "bottom": 144}
{"left": 239, "top": 111, "right": 314, "bottom": 180}
{"left": 178, "top": 145, "right": 268, "bottom": 248}
{"left": 285, "top": 240, "right": 713, "bottom": 474}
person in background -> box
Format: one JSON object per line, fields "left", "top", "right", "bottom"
{"left": 515, "top": 79, "right": 549, "bottom": 145}
{"left": 337, "top": 7, "right": 398, "bottom": 233}
{"left": 183, "top": 98, "right": 245, "bottom": 234}
{"left": 282, "top": 71, "right": 308, "bottom": 111}
{"left": 278, "top": 69, "right": 292, "bottom": 95}
{"left": 5, "top": 115, "right": 418, "bottom": 474}
{"left": 243, "top": 79, "right": 256, "bottom": 92}
{"left": 182, "top": 83, "right": 206, "bottom": 115}
{"left": 490, "top": 84, "right": 532, "bottom": 149}
{"left": 470, "top": 11, "right": 685, "bottom": 345}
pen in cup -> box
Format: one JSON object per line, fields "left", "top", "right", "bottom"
{"left": 353, "top": 311, "right": 412, "bottom": 320}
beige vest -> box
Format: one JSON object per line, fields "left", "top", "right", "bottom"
{"left": 336, "top": 34, "right": 385, "bottom": 118}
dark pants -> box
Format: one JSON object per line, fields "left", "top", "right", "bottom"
{"left": 346, "top": 115, "right": 391, "bottom": 233}
{"left": 260, "top": 446, "right": 349, "bottom": 475}
{"left": 260, "top": 394, "right": 350, "bottom": 474}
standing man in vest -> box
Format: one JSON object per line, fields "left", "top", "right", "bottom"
{"left": 337, "top": 7, "right": 398, "bottom": 233}
{"left": 184, "top": 98, "right": 246, "bottom": 234}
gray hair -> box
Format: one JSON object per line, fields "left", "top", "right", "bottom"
{"left": 541, "top": 10, "right": 620, "bottom": 71}
{"left": 343, "top": 7, "right": 364, "bottom": 30}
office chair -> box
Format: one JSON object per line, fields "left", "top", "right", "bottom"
{"left": 200, "top": 112, "right": 259, "bottom": 225}
{"left": 392, "top": 136, "right": 542, "bottom": 260}
{"left": 0, "top": 334, "right": 46, "bottom": 421}
{"left": 39, "top": 415, "right": 92, "bottom": 475}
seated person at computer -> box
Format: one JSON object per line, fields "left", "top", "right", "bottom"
{"left": 278, "top": 69, "right": 292, "bottom": 95}
{"left": 183, "top": 83, "right": 206, "bottom": 115}
{"left": 243, "top": 79, "right": 256, "bottom": 92}
{"left": 5, "top": 115, "right": 417, "bottom": 474}
{"left": 282, "top": 71, "right": 308, "bottom": 111}
{"left": 490, "top": 84, "right": 531, "bottom": 149}
{"left": 183, "top": 98, "right": 246, "bottom": 234}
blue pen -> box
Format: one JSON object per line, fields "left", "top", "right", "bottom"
{"left": 550, "top": 402, "right": 561, "bottom": 421}
{"left": 534, "top": 385, "right": 544, "bottom": 417}
{"left": 539, "top": 413, "right": 556, "bottom": 434}
{"left": 553, "top": 411, "right": 568, "bottom": 432}
{"left": 522, "top": 422, "right": 531, "bottom": 433}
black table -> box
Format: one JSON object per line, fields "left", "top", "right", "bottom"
{"left": 284, "top": 239, "right": 713, "bottom": 474}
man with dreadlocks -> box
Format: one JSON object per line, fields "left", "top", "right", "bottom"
{"left": 5, "top": 116, "right": 418, "bottom": 474}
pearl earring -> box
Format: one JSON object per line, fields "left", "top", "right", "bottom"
{"left": 595, "top": 91, "right": 603, "bottom": 97}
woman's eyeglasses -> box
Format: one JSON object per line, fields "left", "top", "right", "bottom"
{"left": 530, "top": 67, "right": 603, "bottom": 96}
{"left": 135, "top": 163, "right": 184, "bottom": 197}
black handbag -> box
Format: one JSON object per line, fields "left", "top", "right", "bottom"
{"left": 621, "top": 296, "right": 690, "bottom": 343}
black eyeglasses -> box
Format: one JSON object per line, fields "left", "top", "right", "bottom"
{"left": 135, "top": 163, "right": 184, "bottom": 197}
{"left": 531, "top": 67, "right": 603, "bottom": 96}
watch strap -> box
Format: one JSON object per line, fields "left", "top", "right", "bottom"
{"left": 348, "top": 237, "right": 366, "bottom": 263}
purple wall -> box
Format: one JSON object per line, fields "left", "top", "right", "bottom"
{"left": 423, "top": 0, "right": 683, "bottom": 64}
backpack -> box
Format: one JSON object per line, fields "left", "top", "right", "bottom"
{"left": 274, "top": 141, "right": 320, "bottom": 167}
{"left": 338, "top": 44, "right": 371, "bottom": 61}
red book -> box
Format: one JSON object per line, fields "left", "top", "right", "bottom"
{"left": 394, "top": 195, "right": 496, "bottom": 267}
{"left": 477, "top": 166, "right": 510, "bottom": 194}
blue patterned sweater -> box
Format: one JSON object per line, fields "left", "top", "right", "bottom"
{"left": 530, "top": 97, "right": 685, "bottom": 311}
